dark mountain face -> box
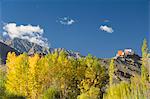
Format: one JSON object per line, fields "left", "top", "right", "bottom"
{"left": 0, "top": 41, "right": 20, "bottom": 64}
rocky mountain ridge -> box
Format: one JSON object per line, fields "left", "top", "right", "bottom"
{"left": 100, "top": 54, "right": 141, "bottom": 83}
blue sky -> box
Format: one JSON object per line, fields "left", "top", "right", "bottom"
{"left": 0, "top": 0, "right": 149, "bottom": 58}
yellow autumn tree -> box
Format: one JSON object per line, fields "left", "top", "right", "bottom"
{"left": 6, "top": 53, "right": 52, "bottom": 99}
{"left": 28, "top": 54, "right": 41, "bottom": 98}
{"left": 78, "top": 54, "right": 107, "bottom": 99}
{"left": 47, "top": 51, "right": 75, "bottom": 99}
{"left": 5, "top": 51, "right": 108, "bottom": 99}
{"left": 28, "top": 54, "right": 53, "bottom": 99}
{"left": 5, "top": 52, "right": 29, "bottom": 97}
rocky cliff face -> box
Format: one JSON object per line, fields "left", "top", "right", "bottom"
{"left": 5, "top": 38, "right": 50, "bottom": 54}
{"left": 4, "top": 38, "right": 81, "bottom": 58}
{"left": 100, "top": 54, "right": 141, "bottom": 83}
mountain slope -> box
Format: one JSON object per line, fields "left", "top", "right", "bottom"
{"left": 5, "top": 38, "right": 81, "bottom": 58}
{"left": 5, "top": 38, "right": 50, "bottom": 54}
{"left": 100, "top": 54, "right": 141, "bottom": 83}
{"left": 0, "top": 41, "right": 20, "bottom": 64}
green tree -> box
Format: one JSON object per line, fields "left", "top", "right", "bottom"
{"left": 77, "top": 86, "right": 100, "bottom": 99}
{"left": 130, "top": 75, "right": 150, "bottom": 99}
{"left": 148, "top": 53, "right": 150, "bottom": 81}
{"left": 42, "top": 87, "right": 60, "bottom": 99}
{"left": 78, "top": 54, "right": 107, "bottom": 99}
{"left": 109, "top": 59, "right": 115, "bottom": 86}
{"left": 141, "top": 38, "right": 149, "bottom": 82}
{"left": 103, "top": 81, "right": 130, "bottom": 99}
{"left": 49, "top": 51, "right": 75, "bottom": 99}
{"left": 103, "top": 75, "right": 150, "bottom": 99}
{"left": 0, "top": 69, "right": 6, "bottom": 98}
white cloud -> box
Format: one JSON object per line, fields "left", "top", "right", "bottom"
{"left": 104, "top": 20, "right": 109, "bottom": 22}
{"left": 3, "top": 23, "right": 49, "bottom": 48}
{"left": 57, "top": 17, "right": 75, "bottom": 25}
{"left": 100, "top": 25, "right": 114, "bottom": 33}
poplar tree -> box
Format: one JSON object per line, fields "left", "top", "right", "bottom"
{"left": 148, "top": 53, "right": 150, "bottom": 81}
{"left": 141, "top": 38, "right": 149, "bottom": 82}
{"left": 109, "top": 59, "right": 115, "bottom": 86}
{"left": 78, "top": 54, "right": 107, "bottom": 99}
{"left": 5, "top": 52, "right": 29, "bottom": 97}
{"left": 5, "top": 51, "right": 108, "bottom": 99}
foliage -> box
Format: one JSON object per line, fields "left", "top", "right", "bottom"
{"left": 0, "top": 69, "right": 6, "bottom": 98}
{"left": 77, "top": 86, "right": 100, "bottom": 99}
{"left": 103, "top": 75, "right": 150, "bottom": 99}
{"left": 109, "top": 59, "right": 115, "bottom": 86}
{"left": 78, "top": 54, "right": 108, "bottom": 99}
{"left": 141, "top": 38, "right": 149, "bottom": 82}
{"left": 130, "top": 75, "right": 150, "bottom": 99}
{"left": 5, "top": 51, "right": 107, "bottom": 99}
{"left": 5, "top": 52, "right": 29, "bottom": 97}
{"left": 42, "top": 87, "right": 60, "bottom": 99}
{"left": 0, "top": 68, "right": 25, "bottom": 99}
{"left": 142, "top": 38, "right": 148, "bottom": 58}
{"left": 103, "top": 81, "right": 130, "bottom": 99}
